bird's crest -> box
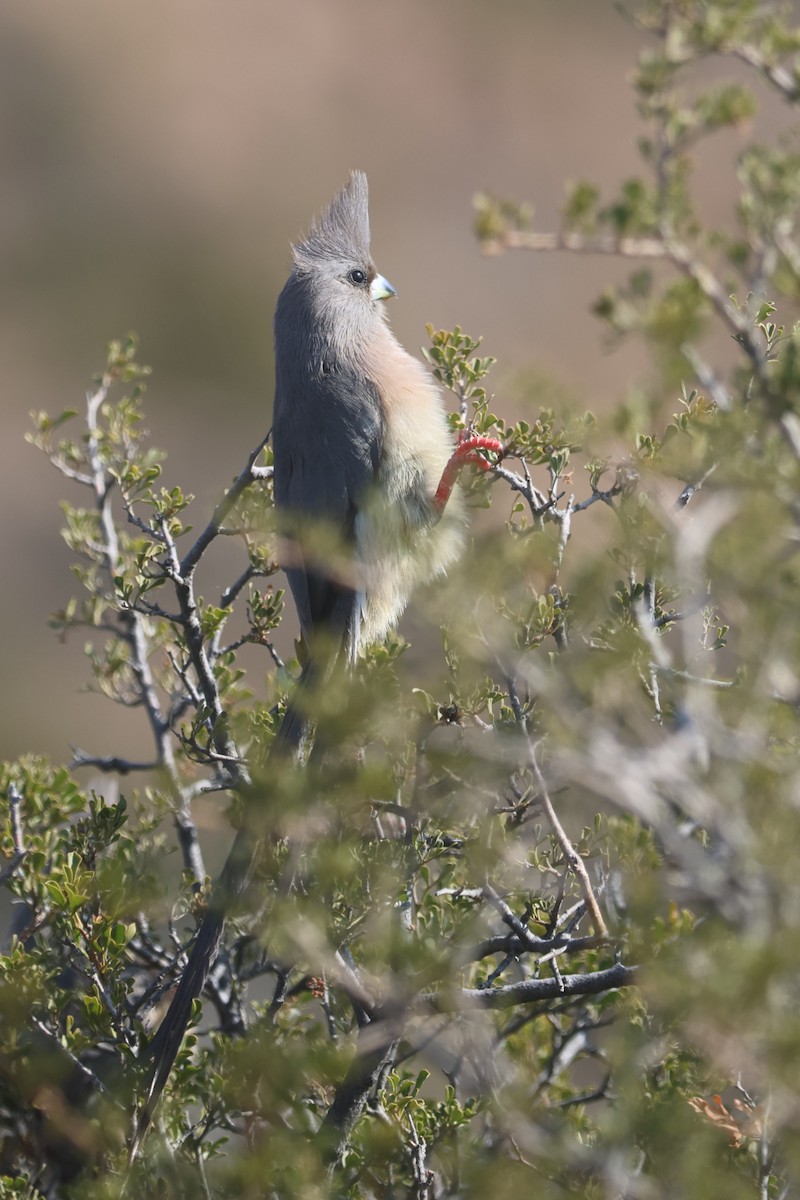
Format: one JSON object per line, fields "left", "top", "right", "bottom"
{"left": 292, "top": 171, "right": 371, "bottom": 271}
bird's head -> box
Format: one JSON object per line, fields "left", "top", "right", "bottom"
{"left": 288, "top": 172, "right": 396, "bottom": 344}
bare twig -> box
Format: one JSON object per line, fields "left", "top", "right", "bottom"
{"left": 179, "top": 432, "right": 272, "bottom": 578}
{"left": 485, "top": 226, "right": 767, "bottom": 375}
{"left": 528, "top": 741, "right": 609, "bottom": 938}
{"left": 70, "top": 752, "right": 160, "bottom": 775}
{"left": 675, "top": 463, "right": 719, "bottom": 509}
{"left": 30, "top": 1017, "right": 120, "bottom": 1104}
{"left": 504, "top": 674, "right": 609, "bottom": 938}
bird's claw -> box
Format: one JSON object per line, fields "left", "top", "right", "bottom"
{"left": 432, "top": 432, "right": 504, "bottom": 513}
{"left": 453, "top": 432, "right": 505, "bottom": 472}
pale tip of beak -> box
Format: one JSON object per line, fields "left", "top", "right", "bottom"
{"left": 370, "top": 273, "right": 397, "bottom": 301}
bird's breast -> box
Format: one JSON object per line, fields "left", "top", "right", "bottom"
{"left": 363, "top": 331, "right": 453, "bottom": 502}
{"left": 352, "top": 330, "right": 465, "bottom": 647}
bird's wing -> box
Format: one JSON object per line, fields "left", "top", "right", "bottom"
{"left": 274, "top": 368, "right": 384, "bottom": 655}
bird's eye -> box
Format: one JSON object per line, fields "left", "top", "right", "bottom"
{"left": 348, "top": 268, "right": 367, "bottom": 287}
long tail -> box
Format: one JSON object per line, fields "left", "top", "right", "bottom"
{"left": 131, "top": 675, "right": 315, "bottom": 1161}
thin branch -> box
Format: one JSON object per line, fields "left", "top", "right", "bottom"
{"left": 555, "top": 1077, "right": 612, "bottom": 1109}
{"left": 681, "top": 343, "right": 732, "bottom": 412}
{"left": 733, "top": 43, "right": 800, "bottom": 102}
{"left": 481, "top": 884, "right": 561, "bottom": 955}
{"left": 780, "top": 412, "right": 800, "bottom": 462}
{"left": 70, "top": 751, "right": 161, "bottom": 775}
{"left": 219, "top": 565, "right": 258, "bottom": 610}
{"left": 491, "top": 461, "right": 551, "bottom": 521}
{"left": 46, "top": 457, "right": 94, "bottom": 488}
{"left": 653, "top": 664, "right": 734, "bottom": 687}
{"left": 483, "top": 229, "right": 670, "bottom": 259}
{"left": 487, "top": 226, "right": 767, "bottom": 374}
{"left": 159, "top": 513, "right": 250, "bottom": 789}
{"left": 675, "top": 463, "right": 719, "bottom": 510}
{"left": 86, "top": 392, "right": 172, "bottom": 764}
{"left": 173, "top": 806, "right": 207, "bottom": 886}
{"left": 179, "top": 431, "right": 272, "bottom": 578}
{"left": 572, "top": 480, "right": 625, "bottom": 513}
{"left": 30, "top": 1017, "right": 120, "bottom": 1104}
{"left": 0, "top": 783, "right": 27, "bottom": 886}
{"left": 504, "top": 674, "right": 609, "bottom": 938}
{"left": 528, "top": 740, "right": 609, "bottom": 938}
{"left": 472, "top": 932, "right": 607, "bottom": 961}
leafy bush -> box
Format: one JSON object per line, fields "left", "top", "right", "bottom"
{"left": 5, "top": 2, "right": 800, "bottom": 1195}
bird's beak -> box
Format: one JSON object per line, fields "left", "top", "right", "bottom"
{"left": 370, "top": 273, "right": 396, "bottom": 301}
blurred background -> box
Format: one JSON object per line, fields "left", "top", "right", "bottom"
{"left": 0, "top": 0, "right": 787, "bottom": 766}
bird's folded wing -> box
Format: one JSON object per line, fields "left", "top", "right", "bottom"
{"left": 273, "top": 368, "right": 385, "bottom": 655}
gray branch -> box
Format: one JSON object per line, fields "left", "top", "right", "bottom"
{"left": 454, "top": 961, "right": 636, "bottom": 1010}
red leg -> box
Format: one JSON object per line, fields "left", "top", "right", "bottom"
{"left": 433, "top": 433, "right": 504, "bottom": 514}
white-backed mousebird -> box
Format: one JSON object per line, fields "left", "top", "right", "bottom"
{"left": 272, "top": 170, "right": 501, "bottom": 748}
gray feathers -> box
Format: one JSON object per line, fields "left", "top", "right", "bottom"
{"left": 292, "top": 171, "right": 371, "bottom": 277}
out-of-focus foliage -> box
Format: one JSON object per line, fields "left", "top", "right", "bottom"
{"left": 4, "top": 1, "right": 800, "bottom": 1195}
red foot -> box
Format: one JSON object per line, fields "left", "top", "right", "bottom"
{"left": 433, "top": 432, "right": 504, "bottom": 514}
{"left": 453, "top": 433, "right": 504, "bottom": 471}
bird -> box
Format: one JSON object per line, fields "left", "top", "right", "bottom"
{"left": 272, "top": 170, "right": 498, "bottom": 748}
{"left": 132, "top": 171, "right": 502, "bottom": 1157}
